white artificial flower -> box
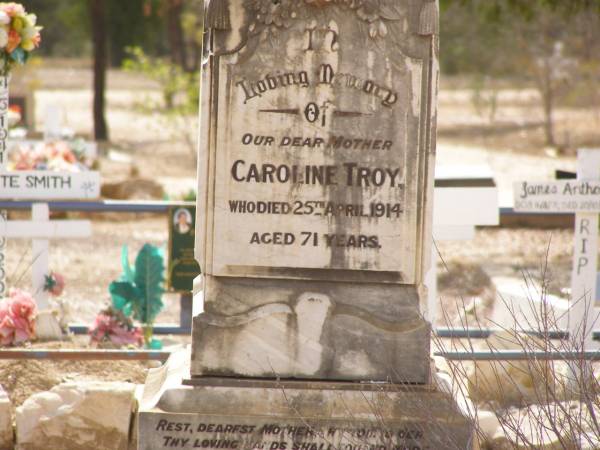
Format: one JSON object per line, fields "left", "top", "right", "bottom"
{"left": 0, "top": 12, "right": 9, "bottom": 26}
{"left": 22, "top": 25, "right": 36, "bottom": 40}
{"left": 26, "top": 14, "right": 37, "bottom": 27}
{"left": 0, "top": 28, "right": 8, "bottom": 49}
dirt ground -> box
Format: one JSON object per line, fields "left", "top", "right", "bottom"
{"left": 0, "top": 340, "right": 154, "bottom": 407}
{"left": 2, "top": 60, "right": 598, "bottom": 405}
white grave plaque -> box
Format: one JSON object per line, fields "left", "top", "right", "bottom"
{"left": 0, "top": 170, "right": 100, "bottom": 200}
{"left": 514, "top": 180, "right": 600, "bottom": 213}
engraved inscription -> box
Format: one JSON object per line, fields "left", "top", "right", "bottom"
{"left": 147, "top": 418, "right": 428, "bottom": 450}
{"left": 204, "top": 0, "right": 434, "bottom": 279}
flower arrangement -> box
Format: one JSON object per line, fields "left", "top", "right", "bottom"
{"left": 89, "top": 307, "right": 143, "bottom": 347}
{"left": 8, "top": 140, "right": 94, "bottom": 172}
{"left": 44, "top": 271, "right": 65, "bottom": 297}
{"left": 109, "top": 244, "right": 165, "bottom": 348}
{"left": 0, "top": 3, "right": 41, "bottom": 76}
{"left": 0, "top": 288, "right": 37, "bottom": 346}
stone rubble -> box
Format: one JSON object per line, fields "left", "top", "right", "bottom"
{"left": 16, "top": 380, "right": 137, "bottom": 450}
{"left": 467, "top": 330, "right": 555, "bottom": 406}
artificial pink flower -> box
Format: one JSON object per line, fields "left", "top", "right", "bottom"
{"left": 0, "top": 289, "right": 37, "bottom": 346}
{"left": 89, "top": 310, "right": 143, "bottom": 347}
{"left": 44, "top": 272, "right": 65, "bottom": 297}
{"left": 0, "top": 301, "right": 13, "bottom": 346}
{"left": 31, "top": 32, "right": 40, "bottom": 48}
{"left": 11, "top": 141, "right": 89, "bottom": 172}
{"left": 54, "top": 142, "right": 76, "bottom": 164}
{"left": 1, "top": 3, "right": 25, "bottom": 18}
{"left": 12, "top": 149, "right": 35, "bottom": 170}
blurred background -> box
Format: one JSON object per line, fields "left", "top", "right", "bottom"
{"left": 18, "top": 0, "right": 600, "bottom": 151}
{"left": 4, "top": 0, "right": 599, "bottom": 326}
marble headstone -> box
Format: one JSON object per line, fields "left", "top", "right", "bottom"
{"left": 193, "top": 0, "right": 439, "bottom": 384}
{"left": 138, "top": 2, "right": 474, "bottom": 449}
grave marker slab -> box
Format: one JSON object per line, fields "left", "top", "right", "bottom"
{"left": 139, "top": 1, "right": 473, "bottom": 448}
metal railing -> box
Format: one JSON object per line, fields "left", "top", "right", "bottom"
{"left": 0, "top": 200, "right": 590, "bottom": 362}
{"left": 434, "top": 349, "right": 600, "bottom": 361}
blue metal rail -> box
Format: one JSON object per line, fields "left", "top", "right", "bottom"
{"left": 435, "top": 350, "right": 600, "bottom": 361}
{"left": 0, "top": 200, "right": 194, "bottom": 213}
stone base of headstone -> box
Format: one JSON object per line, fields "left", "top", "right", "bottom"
{"left": 138, "top": 351, "right": 473, "bottom": 450}
{"left": 192, "top": 277, "right": 431, "bottom": 384}
{"left": 138, "top": 378, "right": 473, "bottom": 450}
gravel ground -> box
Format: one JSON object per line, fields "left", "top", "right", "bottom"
{"left": 436, "top": 228, "right": 576, "bottom": 327}
{"left": 0, "top": 340, "right": 155, "bottom": 408}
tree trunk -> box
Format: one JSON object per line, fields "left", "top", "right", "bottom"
{"left": 167, "top": 0, "right": 188, "bottom": 71}
{"left": 90, "top": 0, "right": 109, "bottom": 141}
{"left": 541, "top": 60, "right": 556, "bottom": 147}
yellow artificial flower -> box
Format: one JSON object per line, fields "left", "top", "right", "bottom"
{"left": 12, "top": 16, "right": 24, "bottom": 32}
{"left": 21, "top": 37, "right": 34, "bottom": 51}
{"left": 25, "top": 14, "right": 36, "bottom": 27}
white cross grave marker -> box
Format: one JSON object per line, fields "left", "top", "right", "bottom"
{"left": 0, "top": 169, "right": 100, "bottom": 339}
{"left": 514, "top": 148, "right": 600, "bottom": 350}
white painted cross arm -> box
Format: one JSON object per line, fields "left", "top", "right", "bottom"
{"left": 0, "top": 220, "right": 91, "bottom": 239}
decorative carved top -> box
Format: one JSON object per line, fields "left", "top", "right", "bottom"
{"left": 206, "top": 0, "right": 437, "bottom": 59}
{"left": 249, "top": 0, "right": 406, "bottom": 39}
{"left": 206, "top": 0, "right": 438, "bottom": 37}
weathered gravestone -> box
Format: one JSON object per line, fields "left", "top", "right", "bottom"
{"left": 139, "top": 1, "right": 473, "bottom": 449}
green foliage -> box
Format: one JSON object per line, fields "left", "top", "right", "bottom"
{"left": 22, "top": 0, "right": 167, "bottom": 64}
{"left": 123, "top": 46, "right": 199, "bottom": 114}
{"left": 109, "top": 244, "right": 165, "bottom": 325}
{"left": 182, "top": 189, "right": 197, "bottom": 202}
{"left": 21, "top": 0, "right": 89, "bottom": 56}
{"left": 440, "top": 0, "right": 600, "bottom": 19}
{"left": 440, "top": 0, "right": 600, "bottom": 77}
{"left": 106, "top": 0, "right": 166, "bottom": 66}
{"left": 123, "top": 45, "right": 200, "bottom": 156}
